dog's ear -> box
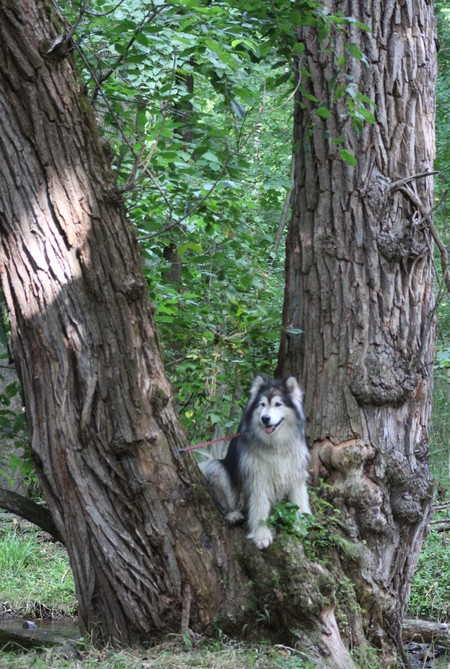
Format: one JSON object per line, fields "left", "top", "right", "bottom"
{"left": 284, "top": 376, "right": 304, "bottom": 409}
{"left": 249, "top": 375, "right": 267, "bottom": 399}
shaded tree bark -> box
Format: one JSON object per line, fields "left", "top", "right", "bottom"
{"left": 278, "top": 0, "right": 437, "bottom": 664}
{"left": 0, "top": 0, "right": 241, "bottom": 645}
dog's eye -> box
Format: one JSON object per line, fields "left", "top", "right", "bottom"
{"left": 274, "top": 401, "right": 283, "bottom": 407}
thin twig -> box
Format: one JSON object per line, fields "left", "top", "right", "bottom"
{"left": 62, "top": 19, "right": 175, "bottom": 213}
{"left": 271, "top": 158, "right": 294, "bottom": 263}
{"left": 397, "top": 183, "right": 450, "bottom": 295}
{"left": 137, "top": 155, "right": 233, "bottom": 241}
{"left": 82, "top": 0, "right": 129, "bottom": 18}
{"left": 387, "top": 171, "right": 438, "bottom": 193}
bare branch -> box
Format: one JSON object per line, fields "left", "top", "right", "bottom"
{"left": 397, "top": 182, "right": 450, "bottom": 296}
{"left": 387, "top": 171, "right": 438, "bottom": 193}
{"left": 0, "top": 488, "right": 64, "bottom": 544}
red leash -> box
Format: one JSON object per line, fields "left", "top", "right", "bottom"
{"left": 178, "top": 432, "right": 241, "bottom": 453}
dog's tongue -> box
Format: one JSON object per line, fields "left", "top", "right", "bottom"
{"left": 264, "top": 425, "right": 276, "bottom": 435}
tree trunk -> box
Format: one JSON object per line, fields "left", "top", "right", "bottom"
{"left": 0, "top": 0, "right": 239, "bottom": 644}
{"left": 278, "top": 0, "right": 437, "bottom": 663}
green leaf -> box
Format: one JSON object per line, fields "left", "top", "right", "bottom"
{"left": 134, "top": 31, "right": 149, "bottom": 47}
{"left": 339, "top": 149, "right": 357, "bottom": 166}
{"left": 293, "top": 42, "right": 305, "bottom": 53}
{"left": 332, "top": 135, "right": 346, "bottom": 146}
{"left": 202, "top": 151, "right": 220, "bottom": 163}
{"left": 347, "top": 43, "right": 363, "bottom": 60}
{"left": 316, "top": 106, "right": 330, "bottom": 119}
{"left": 356, "top": 107, "right": 376, "bottom": 124}
{"left": 346, "top": 17, "right": 371, "bottom": 31}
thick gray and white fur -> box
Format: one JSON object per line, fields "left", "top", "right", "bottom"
{"left": 199, "top": 374, "right": 311, "bottom": 549}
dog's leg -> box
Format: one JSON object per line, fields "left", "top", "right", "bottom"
{"left": 290, "top": 481, "right": 312, "bottom": 515}
{"left": 246, "top": 493, "right": 273, "bottom": 549}
{"left": 203, "top": 460, "right": 244, "bottom": 523}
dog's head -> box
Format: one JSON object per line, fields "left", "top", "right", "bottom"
{"left": 247, "top": 375, "right": 304, "bottom": 440}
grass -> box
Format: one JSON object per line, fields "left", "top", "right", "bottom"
{"left": 0, "top": 524, "right": 76, "bottom": 617}
{"left": 406, "top": 372, "right": 450, "bottom": 623}
{"left": 0, "top": 524, "right": 315, "bottom": 668}
{"left": 0, "top": 638, "right": 315, "bottom": 668}
{"left": 428, "top": 370, "right": 450, "bottom": 495}
{"left": 407, "top": 527, "right": 450, "bottom": 621}
{"left": 0, "top": 521, "right": 313, "bottom": 668}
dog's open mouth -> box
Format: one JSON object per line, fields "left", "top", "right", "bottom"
{"left": 263, "top": 419, "right": 283, "bottom": 435}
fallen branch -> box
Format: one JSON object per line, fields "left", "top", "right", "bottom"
{"left": 428, "top": 522, "right": 450, "bottom": 533}
{"left": 402, "top": 619, "right": 450, "bottom": 646}
{"left": 0, "top": 488, "right": 64, "bottom": 544}
{"left": 433, "top": 501, "right": 450, "bottom": 511}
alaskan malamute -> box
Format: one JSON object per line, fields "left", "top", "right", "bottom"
{"left": 199, "top": 374, "right": 311, "bottom": 549}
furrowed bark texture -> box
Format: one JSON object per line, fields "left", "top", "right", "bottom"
{"left": 0, "top": 0, "right": 243, "bottom": 644}
{"left": 278, "top": 0, "right": 437, "bottom": 661}
{"left": 0, "top": 4, "right": 365, "bottom": 661}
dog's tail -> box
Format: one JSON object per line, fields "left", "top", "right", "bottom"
{"left": 196, "top": 440, "right": 230, "bottom": 475}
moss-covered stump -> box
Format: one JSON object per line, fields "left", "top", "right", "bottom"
{"left": 215, "top": 532, "right": 357, "bottom": 668}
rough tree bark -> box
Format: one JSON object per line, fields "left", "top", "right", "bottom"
{"left": 0, "top": 3, "right": 356, "bottom": 665}
{"left": 278, "top": 0, "right": 437, "bottom": 664}
{"left": 0, "top": 0, "right": 242, "bottom": 645}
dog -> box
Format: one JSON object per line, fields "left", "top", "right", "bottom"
{"left": 199, "top": 374, "right": 311, "bottom": 549}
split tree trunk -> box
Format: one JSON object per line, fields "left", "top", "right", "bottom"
{"left": 0, "top": 1, "right": 438, "bottom": 664}
{"left": 278, "top": 0, "right": 437, "bottom": 663}
{"left": 0, "top": 5, "right": 355, "bottom": 663}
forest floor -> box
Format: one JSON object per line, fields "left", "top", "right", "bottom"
{"left": 0, "top": 509, "right": 449, "bottom": 669}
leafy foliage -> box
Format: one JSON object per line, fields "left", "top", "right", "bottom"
{"left": 434, "top": 1, "right": 450, "bottom": 353}
{"left": 428, "top": 0, "right": 450, "bottom": 502}
{"left": 268, "top": 485, "right": 359, "bottom": 563}
{"left": 56, "top": 0, "right": 300, "bottom": 441}
{"left": 49, "top": 0, "right": 376, "bottom": 443}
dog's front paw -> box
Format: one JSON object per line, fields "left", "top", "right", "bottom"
{"left": 248, "top": 527, "right": 273, "bottom": 550}
{"left": 225, "top": 511, "right": 245, "bottom": 525}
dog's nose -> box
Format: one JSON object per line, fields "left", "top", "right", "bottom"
{"left": 261, "top": 415, "right": 271, "bottom": 425}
